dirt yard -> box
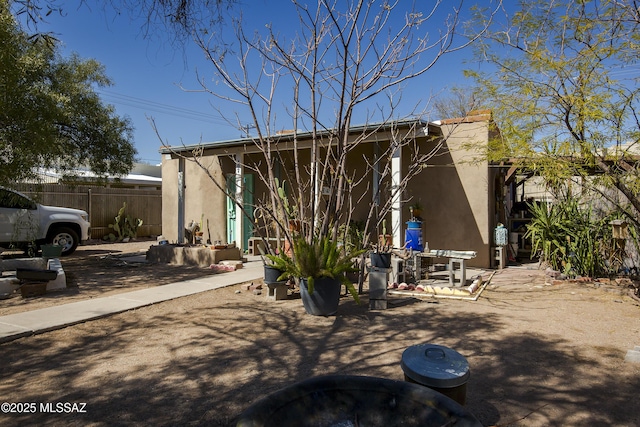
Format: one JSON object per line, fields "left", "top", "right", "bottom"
{"left": 0, "top": 240, "right": 639, "bottom": 426}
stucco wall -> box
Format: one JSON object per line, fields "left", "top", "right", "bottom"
{"left": 405, "top": 121, "right": 493, "bottom": 267}
{"left": 161, "top": 119, "right": 500, "bottom": 267}
{"left": 161, "top": 155, "right": 228, "bottom": 244}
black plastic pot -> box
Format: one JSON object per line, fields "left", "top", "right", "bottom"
{"left": 370, "top": 252, "right": 392, "bottom": 268}
{"left": 236, "top": 375, "right": 481, "bottom": 427}
{"left": 263, "top": 265, "right": 285, "bottom": 285}
{"left": 299, "top": 277, "right": 341, "bottom": 316}
{"left": 16, "top": 268, "right": 57, "bottom": 282}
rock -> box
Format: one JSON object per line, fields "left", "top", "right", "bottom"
{"left": 616, "top": 278, "right": 633, "bottom": 287}
{"left": 624, "top": 349, "right": 640, "bottom": 363}
{"left": 545, "top": 268, "right": 561, "bottom": 278}
{"left": 220, "top": 260, "right": 243, "bottom": 270}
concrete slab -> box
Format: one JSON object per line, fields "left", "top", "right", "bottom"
{"left": 0, "top": 321, "right": 32, "bottom": 340}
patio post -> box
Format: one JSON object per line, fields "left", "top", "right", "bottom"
{"left": 234, "top": 154, "right": 244, "bottom": 252}
{"left": 391, "top": 147, "right": 402, "bottom": 248}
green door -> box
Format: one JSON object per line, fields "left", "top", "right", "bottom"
{"left": 226, "top": 174, "right": 254, "bottom": 250}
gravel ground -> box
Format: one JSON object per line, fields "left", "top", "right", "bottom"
{"left": 0, "top": 241, "right": 639, "bottom": 426}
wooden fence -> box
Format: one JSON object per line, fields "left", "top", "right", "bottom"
{"left": 12, "top": 184, "right": 162, "bottom": 240}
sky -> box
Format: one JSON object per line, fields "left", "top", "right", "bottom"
{"left": 32, "top": 1, "right": 487, "bottom": 166}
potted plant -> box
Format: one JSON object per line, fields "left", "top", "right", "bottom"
{"left": 409, "top": 201, "right": 422, "bottom": 219}
{"left": 370, "top": 219, "right": 393, "bottom": 268}
{"left": 340, "top": 220, "right": 366, "bottom": 283}
{"left": 266, "top": 235, "right": 365, "bottom": 316}
{"left": 253, "top": 203, "right": 291, "bottom": 285}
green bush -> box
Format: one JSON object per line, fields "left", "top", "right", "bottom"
{"left": 525, "top": 197, "right": 635, "bottom": 278}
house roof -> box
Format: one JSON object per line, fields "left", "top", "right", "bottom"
{"left": 432, "top": 109, "right": 493, "bottom": 126}
{"left": 159, "top": 118, "right": 436, "bottom": 156}
{"left": 33, "top": 163, "right": 162, "bottom": 187}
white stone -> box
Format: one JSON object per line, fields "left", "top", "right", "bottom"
{"left": 624, "top": 350, "right": 640, "bottom": 363}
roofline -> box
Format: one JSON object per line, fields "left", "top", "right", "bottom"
{"left": 159, "top": 118, "right": 434, "bottom": 155}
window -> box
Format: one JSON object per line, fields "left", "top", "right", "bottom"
{"left": 0, "top": 189, "right": 37, "bottom": 210}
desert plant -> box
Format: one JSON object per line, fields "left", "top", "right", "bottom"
{"left": 339, "top": 220, "right": 366, "bottom": 254}
{"left": 525, "top": 197, "right": 635, "bottom": 278}
{"left": 266, "top": 235, "right": 365, "bottom": 303}
{"left": 105, "top": 202, "right": 143, "bottom": 242}
{"left": 371, "top": 219, "right": 393, "bottom": 254}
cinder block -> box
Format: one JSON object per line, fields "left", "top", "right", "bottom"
{"left": 266, "top": 283, "right": 288, "bottom": 301}
{"left": 492, "top": 246, "right": 506, "bottom": 269}
{"left": 46, "top": 258, "right": 66, "bottom": 290}
{"left": 370, "top": 299, "right": 388, "bottom": 310}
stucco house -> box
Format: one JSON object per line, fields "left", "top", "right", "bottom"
{"left": 159, "top": 110, "right": 505, "bottom": 268}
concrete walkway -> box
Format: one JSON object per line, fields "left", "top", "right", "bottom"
{"left": 0, "top": 257, "right": 264, "bottom": 344}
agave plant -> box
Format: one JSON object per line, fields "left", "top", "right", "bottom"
{"left": 266, "top": 235, "right": 365, "bottom": 303}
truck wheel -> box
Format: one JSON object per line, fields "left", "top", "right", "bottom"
{"left": 48, "top": 227, "right": 79, "bottom": 255}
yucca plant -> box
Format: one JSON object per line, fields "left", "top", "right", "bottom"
{"left": 525, "top": 197, "right": 629, "bottom": 278}
{"left": 266, "top": 235, "right": 366, "bottom": 303}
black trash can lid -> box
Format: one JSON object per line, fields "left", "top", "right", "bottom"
{"left": 401, "top": 343, "right": 470, "bottom": 388}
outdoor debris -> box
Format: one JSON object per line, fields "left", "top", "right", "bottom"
{"left": 210, "top": 264, "right": 236, "bottom": 272}
{"left": 388, "top": 276, "right": 484, "bottom": 297}
{"left": 624, "top": 346, "right": 640, "bottom": 364}
{"left": 209, "top": 260, "right": 243, "bottom": 273}
{"left": 387, "top": 273, "right": 492, "bottom": 301}
{"left": 240, "top": 282, "right": 261, "bottom": 291}
{"left": 220, "top": 260, "right": 243, "bottom": 270}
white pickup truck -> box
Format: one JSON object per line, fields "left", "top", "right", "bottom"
{"left": 0, "top": 187, "right": 90, "bottom": 256}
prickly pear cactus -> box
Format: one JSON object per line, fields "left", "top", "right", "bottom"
{"left": 105, "top": 202, "right": 143, "bottom": 242}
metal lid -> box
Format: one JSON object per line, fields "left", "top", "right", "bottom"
{"left": 401, "top": 344, "right": 470, "bottom": 388}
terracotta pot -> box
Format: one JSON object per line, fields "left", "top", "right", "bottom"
{"left": 379, "top": 234, "right": 393, "bottom": 247}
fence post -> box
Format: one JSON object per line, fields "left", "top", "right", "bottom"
{"left": 87, "top": 188, "right": 92, "bottom": 226}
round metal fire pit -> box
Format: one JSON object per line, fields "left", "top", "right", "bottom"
{"left": 236, "top": 375, "right": 481, "bottom": 427}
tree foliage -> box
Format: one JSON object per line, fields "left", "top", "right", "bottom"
{"left": 468, "top": 0, "right": 640, "bottom": 218}
{"left": 0, "top": 0, "right": 136, "bottom": 184}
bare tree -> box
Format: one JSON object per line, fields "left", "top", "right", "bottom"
{"left": 167, "top": 0, "right": 499, "bottom": 253}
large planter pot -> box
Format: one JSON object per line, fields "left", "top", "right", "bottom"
{"left": 236, "top": 375, "right": 482, "bottom": 427}
{"left": 370, "top": 252, "right": 391, "bottom": 269}
{"left": 299, "top": 277, "right": 341, "bottom": 316}
{"left": 264, "top": 265, "right": 285, "bottom": 284}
